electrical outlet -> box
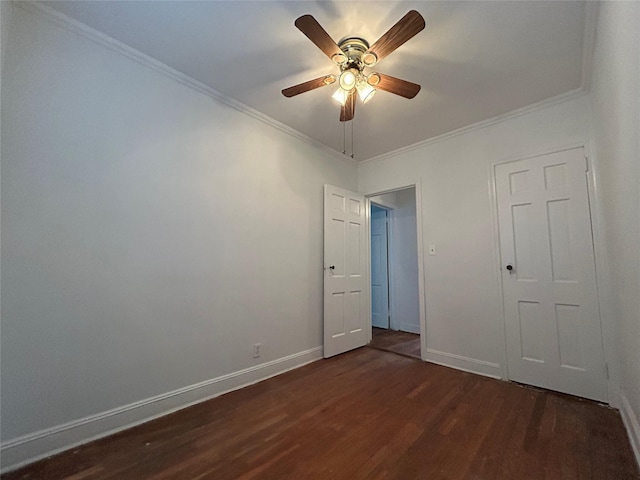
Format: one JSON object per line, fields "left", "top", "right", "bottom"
{"left": 253, "top": 343, "right": 262, "bottom": 358}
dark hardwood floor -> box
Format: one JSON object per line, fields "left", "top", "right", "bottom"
{"left": 369, "top": 327, "right": 421, "bottom": 359}
{"left": 4, "top": 348, "right": 639, "bottom": 479}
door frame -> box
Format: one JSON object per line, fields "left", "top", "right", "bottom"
{"left": 489, "top": 141, "right": 620, "bottom": 405}
{"left": 364, "top": 179, "right": 428, "bottom": 361}
{"left": 370, "top": 202, "right": 392, "bottom": 330}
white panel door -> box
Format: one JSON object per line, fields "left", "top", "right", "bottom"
{"left": 496, "top": 147, "right": 607, "bottom": 401}
{"left": 371, "top": 205, "right": 390, "bottom": 329}
{"left": 324, "top": 184, "right": 368, "bottom": 358}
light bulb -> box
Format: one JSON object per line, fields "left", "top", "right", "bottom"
{"left": 339, "top": 69, "right": 357, "bottom": 90}
{"left": 332, "top": 88, "right": 349, "bottom": 106}
{"left": 357, "top": 82, "right": 376, "bottom": 104}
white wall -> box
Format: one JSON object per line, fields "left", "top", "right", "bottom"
{"left": 590, "top": 1, "right": 640, "bottom": 464}
{"left": 359, "top": 95, "right": 596, "bottom": 377}
{"left": 0, "top": 0, "right": 11, "bottom": 196}
{"left": 0, "top": 1, "right": 9, "bottom": 85}
{"left": 0, "top": 5, "right": 356, "bottom": 469}
{"left": 388, "top": 189, "right": 420, "bottom": 334}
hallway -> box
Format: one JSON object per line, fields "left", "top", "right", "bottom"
{"left": 369, "top": 327, "right": 421, "bottom": 359}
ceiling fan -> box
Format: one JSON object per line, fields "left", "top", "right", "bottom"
{"left": 282, "top": 11, "right": 425, "bottom": 122}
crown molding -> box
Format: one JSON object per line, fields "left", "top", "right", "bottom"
{"left": 358, "top": 87, "right": 587, "bottom": 167}
{"left": 16, "top": 1, "right": 353, "bottom": 165}
{"left": 17, "top": 1, "right": 595, "bottom": 169}
{"left": 359, "top": 1, "right": 597, "bottom": 167}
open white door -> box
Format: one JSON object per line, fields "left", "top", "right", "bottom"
{"left": 324, "top": 184, "right": 368, "bottom": 358}
{"left": 496, "top": 147, "right": 607, "bottom": 401}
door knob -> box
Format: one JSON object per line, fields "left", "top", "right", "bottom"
{"left": 506, "top": 264, "right": 513, "bottom": 272}
{"left": 329, "top": 265, "right": 335, "bottom": 270}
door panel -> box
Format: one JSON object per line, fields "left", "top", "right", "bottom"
{"left": 496, "top": 147, "right": 606, "bottom": 401}
{"left": 370, "top": 205, "right": 389, "bottom": 328}
{"left": 518, "top": 300, "right": 544, "bottom": 362}
{"left": 324, "top": 185, "right": 368, "bottom": 358}
{"left": 512, "top": 203, "right": 536, "bottom": 280}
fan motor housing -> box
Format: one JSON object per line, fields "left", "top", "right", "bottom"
{"left": 338, "top": 37, "right": 370, "bottom": 66}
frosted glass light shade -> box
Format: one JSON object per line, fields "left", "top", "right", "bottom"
{"left": 357, "top": 82, "right": 376, "bottom": 104}
{"left": 332, "top": 87, "right": 349, "bottom": 106}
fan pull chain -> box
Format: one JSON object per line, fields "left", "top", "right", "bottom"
{"left": 342, "top": 121, "right": 346, "bottom": 155}
{"left": 341, "top": 119, "right": 354, "bottom": 159}
{"left": 351, "top": 117, "right": 354, "bottom": 159}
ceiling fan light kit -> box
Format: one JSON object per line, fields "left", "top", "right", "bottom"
{"left": 282, "top": 10, "right": 425, "bottom": 122}
{"left": 338, "top": 68, "right": 358, "bottom": 90}
{"left": 356, "top": 81, "right": 376, "bottom": 104}
{"left": 332, "top": 87, "right": 350, "bottom": 106}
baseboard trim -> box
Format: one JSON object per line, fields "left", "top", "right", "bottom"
{"left": 620, "top": 392, "right": 640, "bottom": 469}
{"left": 425, "top": 348, "right": 501, "bottom": 379}
{"left": 399, "top": 323, "right": 420, "bottom": 335}
{"left": 0, "top": 346, "right": 323, "bottom": 473}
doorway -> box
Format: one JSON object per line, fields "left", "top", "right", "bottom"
{"left": 367, "top": 187, "right": 421, "bottom": 359}
{"left": 370, "top": 204, "right": 390, "bottom": 329}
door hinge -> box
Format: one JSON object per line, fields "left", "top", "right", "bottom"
{"left": 605, "top": 362, "right": 609, "bottom": 379}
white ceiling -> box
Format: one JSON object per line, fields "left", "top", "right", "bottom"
{"left": 42, "top": 1, "right": 590, "bottom": 161}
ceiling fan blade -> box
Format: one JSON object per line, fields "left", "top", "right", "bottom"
{"left": 368, "top": 10, "right": 425, "bottom": 62}
{"left": 295, "top": 15, "right": 343, "bottom": 60}
{"left": 340, "top": 91, "right": 356, "bottom": 122}
{"left": 372, "top": 73, "right": 421, "bottom": 99}
{"left": 282, "top": 75, "right": 336, "bottom": 98}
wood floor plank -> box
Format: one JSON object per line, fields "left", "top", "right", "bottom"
{"left": 4, "top": 348, "right": 639, "bottom": 480}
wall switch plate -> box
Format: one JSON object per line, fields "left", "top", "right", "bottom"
{"left": 253, "top": 343, "right": 262, "bottom": 358}
{"left": 429, "top": 245, "right": 436, "bottom": 255}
